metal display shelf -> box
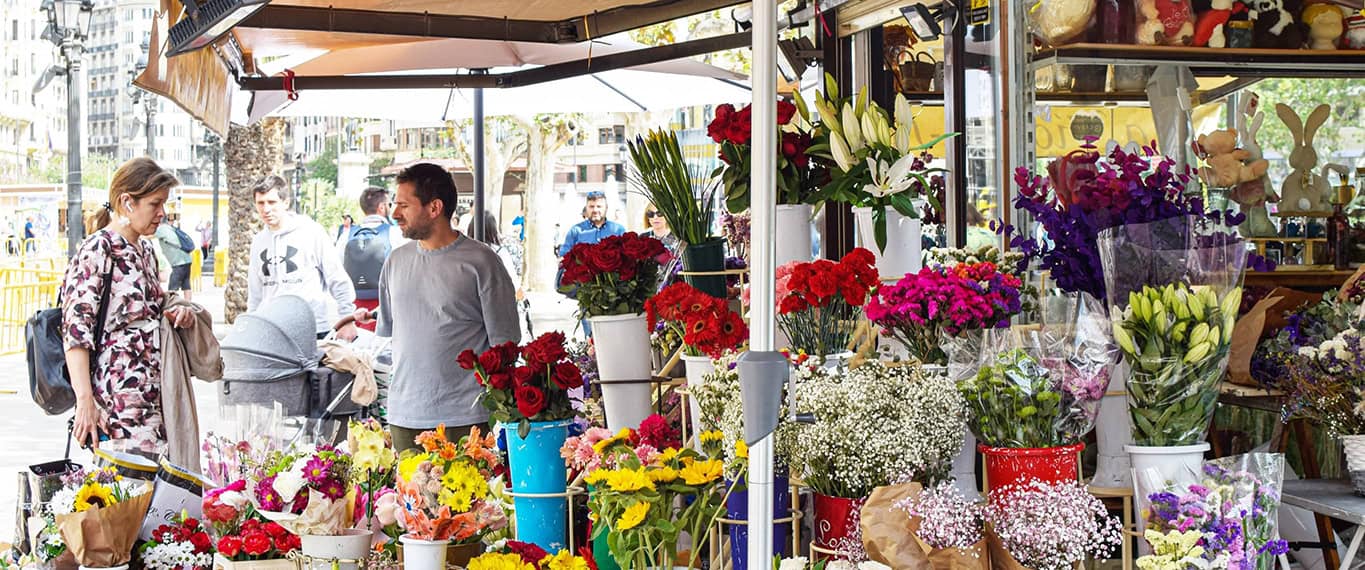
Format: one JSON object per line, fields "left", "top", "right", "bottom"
{"left": 1032, "top": 44, "right": 1365, "bottom": 78}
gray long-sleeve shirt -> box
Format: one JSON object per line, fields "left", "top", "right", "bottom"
{"left": 378, "top": 234, "right": 521, "bottom": 428}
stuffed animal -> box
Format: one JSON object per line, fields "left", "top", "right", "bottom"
{"left": 1276, "top": 102, "right": 1332, "bottom": 214}
{"left": 1252, "top": 0, "right": 1305, "bottom": 48}
{"left": 1303, "top": 3, "right": 1345, "bottom": 49}
{"left": 1198, "top": 128, "right": 1270, "bottom": 187}
{"left": 1138, "top": 0, "right": 1196, "bottom": 44}
{"left": 1230, "top": 97, "right": 1279, "bottom": 236}
{"left": 1033, "top": 0, "right": 1098, "bottom": 46}
{"left": 1195, "top": 0, "right": 1234, "bottom": 46}
{"left": 1344, "top": 11, "right": 1365, "bottom": 49}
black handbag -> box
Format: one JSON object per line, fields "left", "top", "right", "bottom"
{"left": 26, "top": 261, "right": 114, "bottom": 415}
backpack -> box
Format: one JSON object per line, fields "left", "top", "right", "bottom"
{"left": 172, "top": 226, "right": 195, "bottom": 252}
{"left": 344, "top": 223, "right": 391, "bottom": 300}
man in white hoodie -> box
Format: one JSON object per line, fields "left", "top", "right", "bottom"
{"left": 247, "top": 175, "right": 359, "bottom": 341}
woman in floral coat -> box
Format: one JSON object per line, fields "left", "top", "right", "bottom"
{"left": 63, "top": 157, "right": 198, "bottom": 456}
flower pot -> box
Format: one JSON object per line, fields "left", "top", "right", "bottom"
{"left": 586, "top": 485, "right": 621, "bottom": 570}
{"left": 852, "top": 206, "right": 923, "bottom": 280}
{"left": 775, "top": 204, "right": 814, "bottom": 266}
{"left": 725, "top": 477, "right": 791, "bottom": 569}
{"left": 398, "top": 536, "right": 450, "bottom": 570}
{"left": 682, "top": 238, "right": 728, "bottom": 299}
{"left": 980, "top": 442, "right": 1084, "bottom": 496}
{"left": 588, "top": 312, "right": 654, "bottom": 431}
{"left": 811, "top": 493, "right": 865, "bottom": 561}
{"left": 1342, "top": 435, "right": 1365, "bottom": 496}
{"left": 505, "top": 419, "right": 572, "bottom": 552}
{"left": 1128, "top": 442, "right": 1211, "bottom": 554}
{"left": 681, "top": 354, "right": 715, "bottom": 445}
{"left": 212, "top": 554, "right": 294, "bottom": 570}
{"left": 299, "top": 529, "right": 371, "bottom": 570}
{"left": 1091, "top": 362, "right": 1133, "bottom": 490}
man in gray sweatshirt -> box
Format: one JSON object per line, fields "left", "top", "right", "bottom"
{"left": 353, "top": 163, "right": 520, "bottom": 452}
{"left": 247, "top": 175, "right": 359, "bottom": 341}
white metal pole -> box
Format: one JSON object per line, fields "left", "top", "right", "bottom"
{"left": 748, "top": 0, "right": 778, "bottom": 568}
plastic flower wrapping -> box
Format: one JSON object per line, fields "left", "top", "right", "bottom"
{"left": 1280, "top": 328, "right": 1365, "bottom": 439}
{"left": 248, "top": 443, "right": 358, "bottom": 535}
{"left": 583, "top": 423, "right": 729, "bottom": 568}
{"left": 1099, "top": 215, "right": 1248, "bottom": 447}
{"left": 986, "top": 480, "right": 1122, "bottom": 570}
{"left": 395, "top": 425, "right": 508, "bottom": 543}
{"left": 771, "top": 248, "right": 880, "bottom": 357}
{"left": 137, "top": 514, "right": 214, "bottom": 570}
{"left": 945, "top": 293, "right": 1115, "bottom": 448}
{"left": 1137, "top": 453, "right": 1289, "bottom": 570}
{"left": 867, "top": 260, "right": 1024, "bottom": 366}
{"left": 787, "top": 361, "right": 967, "bottom": 498}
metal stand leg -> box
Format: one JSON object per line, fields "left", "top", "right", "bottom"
{"left": 1340, "top": 524, "right": 1364, "bottom": 570}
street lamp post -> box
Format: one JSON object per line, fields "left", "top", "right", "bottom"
{"left": 42, "top": 0, "right": 94, "bottom": 257}
{"left": 130, "top": 37, "right": 155, "bottom": 160}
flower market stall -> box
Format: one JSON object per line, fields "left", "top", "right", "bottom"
{"left": 14, "top": 0, "right": 1365, "bottom": 569}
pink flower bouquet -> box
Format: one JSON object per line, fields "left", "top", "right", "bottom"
{"left": 866, "top": 261, "right": 1022, "bottom": 365}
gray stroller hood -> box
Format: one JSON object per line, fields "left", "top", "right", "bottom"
{"left": 221, "top": 294, "right": 320, "bottom": 382}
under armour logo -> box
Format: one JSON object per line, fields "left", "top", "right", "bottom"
{"left": 260, "top": 245, "right": 300, "bottom": 276}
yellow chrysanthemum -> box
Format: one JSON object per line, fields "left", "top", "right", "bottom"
{"left": 438, "top": 461, "right": 489, "bottom": 512}
{"left": 540, "top": 550, "right": 589, "bottom": 570}
{"left": 73, "top": 483, "right": 114, "bottom": 512}
{"left": 606, "top": 467, "right": 655, "bottom": 492}
{"left": 646, "top": 467, "right": 678, "bottom": 484}
{"left": 467, "top": 552, "right": 535, "bottom": 570}
{"left": 398, "top": 454, "right": 427, "bottom": 483}
{"left": 734, "top": 440, "right": 748, "bottom": 459}
{"left": 616, "top": 501, "right": 650, "bottom": 530}
{"left": 679, "top": 459, "right": 724, "bottom": 485}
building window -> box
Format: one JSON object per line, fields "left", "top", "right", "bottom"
{"left": 598, "top": 128, "right": 611, "bottom": 145}
{"left": 577, "top": 165, "right": 588, "bottom": 183}
{"left": 613, "top": 125, "right": 625, "bottom": 143}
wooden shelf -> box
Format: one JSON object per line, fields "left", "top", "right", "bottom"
{"left": 1032, "top": 44, "right": 1365, "bottom": 78}
{"left": 1244, "top": 269, "right": 1356, "bottom": 289}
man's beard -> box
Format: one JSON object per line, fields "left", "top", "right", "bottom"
{"left": 401, "top": 218, "right": 433, "bottom": 240}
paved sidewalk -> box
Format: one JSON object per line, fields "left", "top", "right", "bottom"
{"left": 0, "top": 284, "right": 583, "bottom": 537}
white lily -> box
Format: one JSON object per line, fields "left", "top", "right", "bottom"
{"left": 894, "top": 95, "right": 915, "bottom": 153}
{"left": 865, "top": 153, "right": 920, "bottom": 198}
{"left": 860, "top": 110, "right": 880, "bottom": 150}
{"left": 830, "top": 132, "right": 856, "bottom": 172}
{"left": 841, "top": 102, "right": 863, "bottom": 152}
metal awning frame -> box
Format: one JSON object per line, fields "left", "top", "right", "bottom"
{"left": 237, "top": 31, "right": 751, "bottom": 91}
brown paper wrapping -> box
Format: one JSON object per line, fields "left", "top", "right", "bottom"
{"left": 1227, "top": 287, "right": 1320, "bottom": 386}
{"left": 984, "top": 529, "right": 1028, "bottom": 570}
{"left": 1337, "top": 266, "right": 1365, "bottom": 303}
{"left": 860, "top": 483, "right": 986, "bottom": 570}
{"left": 56, "top": 488, "right": 154, "bottom": 567}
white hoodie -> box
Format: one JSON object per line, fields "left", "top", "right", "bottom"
{"left": 248, "top": 213, "right": 357, "bottom": 334}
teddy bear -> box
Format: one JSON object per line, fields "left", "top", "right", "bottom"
{"left": 1303, "top": 3, "right": 1344, "bottom": 49}
{"left": 1197, "top": 128, "right": 1270, "bottom": 188}
{"left": 1033, "top": 0, "right": 1097, "bottom": 46}
{"left": 1138, "top": 0, "right": 1196, "bottom": 44}
{"left": 1251, "top": 0, "right": 1305, "bottom": 48}
{"left": 1194, "top": 0, "right": 1252, "bottom": 46}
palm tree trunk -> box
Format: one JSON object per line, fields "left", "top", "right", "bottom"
{"left": 223, "top": 119, "right": 284, "bottom": 322}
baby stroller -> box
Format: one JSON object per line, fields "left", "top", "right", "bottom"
{"left": 219, "top": 295, "right": 376, "bottom": 443}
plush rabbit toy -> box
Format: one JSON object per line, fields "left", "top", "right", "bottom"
{"left": 1276, "top": 103, "right": 1332, "bottom": 214}
{"left": 1230, "top": 98, "right": 1278, "bottom": 236}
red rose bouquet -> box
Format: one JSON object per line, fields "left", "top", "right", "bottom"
{"left": 558, "top": 232, "right": 668, "bottom": 318}
{"left": 459, "top": 331, "right": 584, "bottom": 438}
{"left": 709, "top": 98, "right": 825, "bottom": 211}
{"left": 214, "top": 518, "right": 301, "bottom": 562}
{"left": 771, "top": 248, "right": 879, "bottom": 357}
{"left": 138, "top": 514, "right": 214, "bottom": 570}
{"left": 645, "top": 282, "right": 748, "bottom": 358}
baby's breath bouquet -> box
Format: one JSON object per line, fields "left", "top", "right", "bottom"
{"left": 788, "top": 361, "right": 967, "bottom": 498}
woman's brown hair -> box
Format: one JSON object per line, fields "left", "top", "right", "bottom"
{"left": 85, "top": 157, "right": 180, "bottom": 233}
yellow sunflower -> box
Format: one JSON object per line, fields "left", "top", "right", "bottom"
{"left": 734, "top": 440, "right": 748, "bottom": 459}
{"left": 655, "top": 447, "right": 681, "bottom": 465}
{"left": 584, "top": 468, "right": 610, "bottom": 487}
{"left": 698, "top": 430, "right": 724, "bottom": 444}
{"left": 646, "top": 466, "right": 679, "bottom": 484}
{"left": 616, "top": 501, "right": 650, "bottom": 530}
{"left": 540, "top": 550, "right": 589, "bottom": 570}
{"left": 606, "top": 467, "right": 655, "bottom": 492}
{"left": 592, "top": 429, "right": 635, "bottom": 454}
{"left": 467, "top": 552, "right": 535, "bottom": 570}
{"left": 679, "top": 459, "right": 724, "bottom": 485}
{"left": 73, "top": 483, "right": 114, "bottom": 512}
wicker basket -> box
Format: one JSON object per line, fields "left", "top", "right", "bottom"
{"left": 1342, "top": 434, "right": 1365, "bottom": 496}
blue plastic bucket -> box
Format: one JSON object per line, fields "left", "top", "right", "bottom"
{"left": 504, "top": 420, "right": 571, "bottom": 551}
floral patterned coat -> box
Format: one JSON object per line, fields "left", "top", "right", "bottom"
{"left": 61, "top": 228, "right": 166, "bottom": 456}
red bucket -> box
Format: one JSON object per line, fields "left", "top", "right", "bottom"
{"left": 812, "top": 493, "right": 865, "bottom": 561}
{"left": 980, "top": 442, "right": 1084, "bottom": 495}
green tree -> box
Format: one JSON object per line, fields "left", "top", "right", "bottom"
{"left": 307, "top": 138, "right": 340, "bottom": 188}
{"left": 297, "top": 178, "right": 357, "bottom": 233}
{"left": 367, "top": 153, "right": 394, "bottom": 187}
{"left": 449, "top": 117, "right": 528, "bottom": 222}
{"left": 81, "top": 153, "right": 120, "bottom": 190}
{"left": 1251, "top": 79, "right": 1365, "bottom": 171}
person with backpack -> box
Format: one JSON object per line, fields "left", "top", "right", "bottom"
{"left": 343, "top": 187, "right": 406, "bottom": 332}
{"left": 155, "top": 213, "right": 197, "bottom": 301}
